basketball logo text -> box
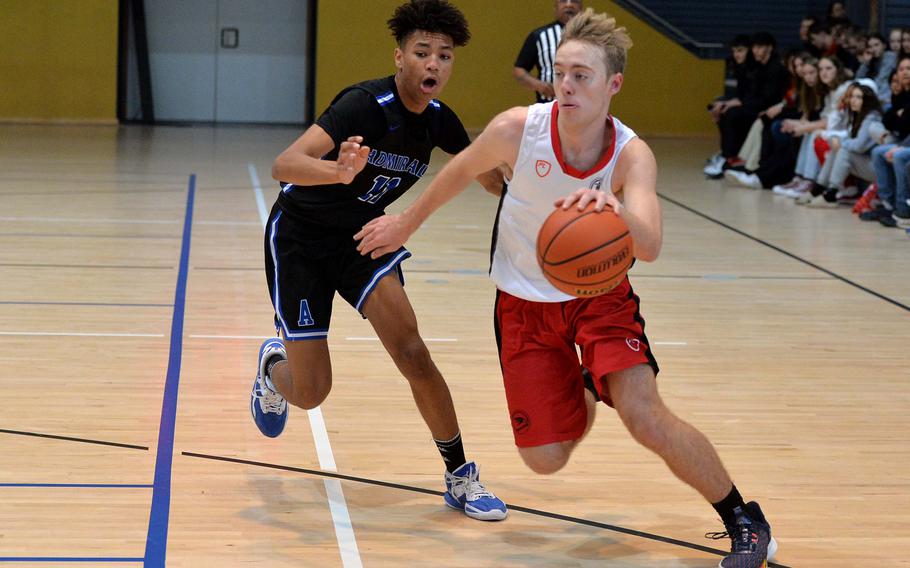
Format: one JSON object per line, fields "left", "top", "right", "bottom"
{"left": 576, "top": 247, "right": 629, "bottom": 278}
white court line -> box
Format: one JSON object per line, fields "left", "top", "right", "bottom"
{"left": 196, "top": 220, "right": 262, "bottom": 226}
{"left": 190, "top": 334, "right": 269, "bottom": 340}
{"left": 454, "top": 224, "right": 481, "bottom": 230}
{"left": 0, "top": 331, "right": 164, "bottom": 338}
{"left": 345, "top": 336, "right": 458, "bottom": 343}
{"left": 653, "top": 341, "right": 688, "bottom": 346}
{"left": 248, "top": 162, "right": 362, "bottom": 568}
{"left": 0, "top": 215, "right": 179, "bottom": 225}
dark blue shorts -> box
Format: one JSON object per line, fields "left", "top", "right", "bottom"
{"left": 263, "top": 203, "right": 410, "bottom": 341}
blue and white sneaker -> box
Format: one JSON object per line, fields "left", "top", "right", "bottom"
{"left": 250, "top": 337, "right": 288, "bottom": 438}
{"left": 444, "top": 461, "right": 507, "bottom": 521}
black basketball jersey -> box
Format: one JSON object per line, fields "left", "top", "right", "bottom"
{"left": 276, "top": 76, "right": 470, "bottom": 230}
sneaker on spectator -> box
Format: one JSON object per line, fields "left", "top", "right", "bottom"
{"left": 724, "top": 169, "right": 762, "bottom": 189}
{"left": 771, "top": 177, "right": 801, "bottom": 195}
{"left": 836, "top": 186, "right": 860, "bottom": 200}
{"left": 807, "top": 194, "right": 839, "bottom": 208}
{"left": 781, "top": 179, "right": 814, "bottom": 198}
{"left": 859, "top": 205, "right": 890, "bottom": 221}
{"left": 704, "top": 154, "right": 726, "bottom": 177}
{"left": 894, "top": 213, "right": 910, "bottom": 229}
{"left": 879, "top": 215, "right": 898, "bottom": 228}
{"left": 794, "top": 192, "right": 814, "bottom": 205}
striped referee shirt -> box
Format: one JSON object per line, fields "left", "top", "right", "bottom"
{"left": 514, "top": 21, "right": 563, "bottom": 103}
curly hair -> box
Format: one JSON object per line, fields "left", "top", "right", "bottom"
{"left": 387, "top": 0, "right": 470, "bottom": 47}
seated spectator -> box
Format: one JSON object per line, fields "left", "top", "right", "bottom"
{"left": 889, "top": 28, "right": 903, "bottom": 55}
{"left": 807, "top": 83, "right": 883, "bottom": 206}
{"left": 704, "top": 32, "right": 789, "bottom": 177}
{"left": 809, "top": 22, "right": 859, "bottom": 72}
{"left": 863, "top": 56, "right": 910, "bottom": 227}
{"left": 858, "top": 34, "right": 898, "bottom": 104}
{"left": 704, "top": 35, "right": 753, "bottom": 174}
{"left": 732, "top": 52, "right": 812, "bottom": 176}
{"left": 769, "top": 57, "right": 851, "bottom": 196}
{"left": 827, "top": 0, "right": 848, "bottom": 22}
{"left": 800, "top": 16, "right": 820, "bottom": 57}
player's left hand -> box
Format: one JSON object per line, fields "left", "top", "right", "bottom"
{"left": 555, "top": 188, "right": 624, "bottom": 215}
{"left": 355, "top": 214, "right": 413, "bottom": 259}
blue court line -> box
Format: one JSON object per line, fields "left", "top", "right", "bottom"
{"left": 143, "top": 174, "right": 195, "bottom": 568}
{"left": 0, "top": 301, "right": 172, "bottom": 308}
{"left": 0, "top": 558, "right": 143, "bottom": 563}
{"left": 0, "top": 483, "right": 152, "bottom": 488}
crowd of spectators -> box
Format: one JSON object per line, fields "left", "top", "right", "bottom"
{"left": 703, "top": 1, "right": 910, "bottom": 232}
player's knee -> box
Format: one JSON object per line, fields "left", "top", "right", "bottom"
{"left": 389, "top": 337, "right": 435, "bottom": 378}
{"left": 620, "top": 404, "right": 669, "bottom": 452}
{"left": 289, "top": 370, "right": 332, "bottom": 410}
{"left": 519, "top": 445, "right": 571, "bottom": 475}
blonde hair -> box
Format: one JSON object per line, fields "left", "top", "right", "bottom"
{"left": 560, "top": 8, "right": 633, "bottom": 75}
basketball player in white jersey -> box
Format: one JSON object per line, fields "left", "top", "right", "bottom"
{"left": 356, "top": 9, "right": 776, "bottom": 567}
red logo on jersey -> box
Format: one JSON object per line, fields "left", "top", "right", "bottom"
{"left": 535, "top": 160, "right": 552, "bottom": 177}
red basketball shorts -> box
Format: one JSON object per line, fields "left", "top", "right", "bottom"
{"left": 494, "top": 277, "right": 659, "bottom": 448}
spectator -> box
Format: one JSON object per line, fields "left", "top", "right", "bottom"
{"left": 901, "top": 29, "right": 910, "bottom": 60}
{"left": 828, "top": 0, "right": 848, "bottom": 22}
{"left": 771, "top": 56, "right": 850, "bottom": 197}
{"left": 808, "top": 82, "right": 883, "bottom": 206}
{"left": 800, "top": 16, "right": 820, "bottom": 56}
{"left": 809, "top": 22, "right": 859, "bottom": 72}
{"left": 704, "top": 32, "right": 788, "bottom": 177}
{"left": 513, "top": 0, "right": 583, "bottom": 102}
{"left": 858, "top": 34, "right": 897, "bottom": 104}
{"left": 863, "top": 56, "right": 910, "bottom": 227}
{"left": 889, "top": 28, "right": 903, "bottom": 54}
{"left": 704, "top": 35, "right": 754, "bottom": 174}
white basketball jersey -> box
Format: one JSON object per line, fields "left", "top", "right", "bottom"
{"left": 490, "top": 101, "right": 638, "bottom": 302}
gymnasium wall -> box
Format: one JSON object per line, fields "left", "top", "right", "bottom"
{"left": 0, "top": 0, "right": 721, "bottom": 134}
{"left": 0, "top": 0, "right": 118, "bottom": 123}
{"left": 316, "top": 0, "right": 723, "bottom": 136}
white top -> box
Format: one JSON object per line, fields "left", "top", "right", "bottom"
{"left": 490, "top": 101, "right": 638, "bottom": 302}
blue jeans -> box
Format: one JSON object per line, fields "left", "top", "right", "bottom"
{"left": 872, "top": 144, "right": 910, "bottom": 217}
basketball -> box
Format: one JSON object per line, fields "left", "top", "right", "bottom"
{"left": 536, "top": 202, "right": 634, "bottom": 297}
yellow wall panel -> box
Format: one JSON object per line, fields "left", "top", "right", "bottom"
{"left": 0, "top": 0, "right": 118, "bottom": 122}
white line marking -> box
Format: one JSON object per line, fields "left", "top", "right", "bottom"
{"left": 0, "top": 331, "right": 164, "bottom": 338}
{"left": 196, "top": 220, "right": 262, "bottom": 226}
{"left": 454, "top": 224, "right": 481, "bottom": 230}
{"left": 248, "top": 162, "right": 362, "bottom": 568}
{"left": 654, "top": 341, "right": 688, "bottom": 346}
{"left": 345, "top": 336, "right": 457, "bottom": 343}
{"left": 0, "top": 216, "right": 179, "bottom": 225}
{"left": 190, "top": 334, "right": 270, "bottom": 340}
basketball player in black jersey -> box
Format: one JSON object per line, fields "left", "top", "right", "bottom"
{"left": 250, "top": 0, "right": 507, "bottom": 521}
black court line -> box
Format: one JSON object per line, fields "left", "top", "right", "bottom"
{"left": 0, "top": 428, "right": 148, "bottom": 451}
{"left": 0, "top": 263, "right": 174, "bottom": 270}
{"left": 658, "top": 193, "right": 910, "bottom": 312}
{"left": 182, "top": 451, "right": 790, "bottom": 568}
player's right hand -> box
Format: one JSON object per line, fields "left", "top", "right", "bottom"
{"left": 337, "top": 136, "right": 371, "bottom": 184}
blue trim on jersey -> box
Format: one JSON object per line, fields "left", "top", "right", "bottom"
{"left": 429, "top": 99, "right": 441, "bottom": 109}
{"left": 354, "top": 249, "right": 411, "bottom": 313}
{"left": 376, "top": 91, "right": 395, "bottom": 106}
{"left": 281, "top": 183, "right": 295, "bottom": 193}
{"left": 284, "top": 330, "right": 330, "bottom": 342}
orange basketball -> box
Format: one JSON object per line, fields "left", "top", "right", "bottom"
{"left": 536, "top": 202, "right": 634, "bottom": 297}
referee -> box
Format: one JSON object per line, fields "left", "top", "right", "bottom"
{"left": 513, "top": 0, "right": 583, "bottom": 102}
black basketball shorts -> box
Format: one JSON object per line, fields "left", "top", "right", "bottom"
{"left": 263, "top": 205, "right": 410, "bottom": 341}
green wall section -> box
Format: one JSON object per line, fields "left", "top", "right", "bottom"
{"left": 0, "top": 0, "right": 118, "bottom": 122}
{"left": 0, "top": 1, "right": 721, "bottom": 133}
{"left": 316, "top": 1, "right": 723, "bottom": 135}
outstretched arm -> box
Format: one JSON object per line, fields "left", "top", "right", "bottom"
{"left": 355, "top": 107, "right": 526, "bottom": 258}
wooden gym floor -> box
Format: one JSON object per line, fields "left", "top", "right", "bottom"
{"left": 0, "top": 123, "right": 907, "bottom": 567}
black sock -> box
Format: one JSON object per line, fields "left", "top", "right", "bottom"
{"left": 582, "top": 367, "right": 601, "bottom": 402}
{"left": 712, "top": 485, "right": 747, "bottom": 527}
{"left": 435, "top": 432, "right": 467, "bottom": 473}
